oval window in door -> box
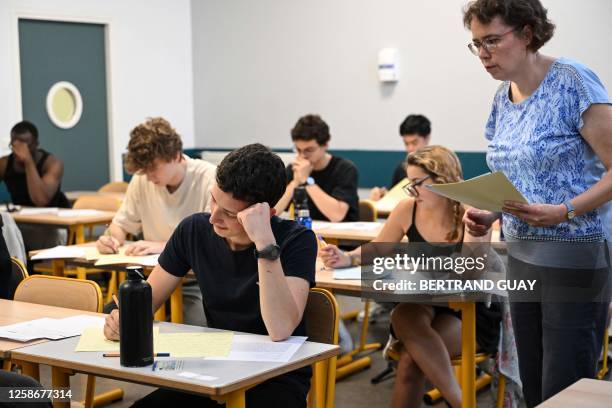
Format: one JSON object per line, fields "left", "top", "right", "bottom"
{"left": 46, "top": 81, "right": 83, "bottom": 129}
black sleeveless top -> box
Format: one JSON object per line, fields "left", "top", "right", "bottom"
{"left": 405, "top": 202, "right": 501, "bottom": 353}
{"left": 4, "top": 150, "right": 70, "bottom": 208}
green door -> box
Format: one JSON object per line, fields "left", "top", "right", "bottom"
{"left": 19, "top": 19, "right": 110, "bottom": 191}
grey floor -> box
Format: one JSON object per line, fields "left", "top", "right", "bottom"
{"left": 30, "top": 294, "right": 535, "bottom": 407}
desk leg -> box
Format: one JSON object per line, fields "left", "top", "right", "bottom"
{"left": 220, "top": 389, "right": 246, "bottom": 408}
{"left": 460, "top": 302, "right": 476, "bottom": 408}
{"left": 74, "top": 225, "right": 85, "bottom": 244}
{"left": 51, "top": 367, "right": 71, "bottom": 408}
{"left": 170, "top": 284, "right": 183, "bottom": 323}
{"left": 52, "top": 260, "right": 65, "bottom": 277}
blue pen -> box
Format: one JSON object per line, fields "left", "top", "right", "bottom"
{"left": 152, "top": 361, "right": 158, "bottom": 371}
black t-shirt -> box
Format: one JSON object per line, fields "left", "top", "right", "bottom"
{"left": 286, "top": 155, "right": 359, "bottom": 221}
{"left": 158, "top": 213, "right": 317, "bottom": 397}
{"left": 390, "top": 160, "right": 407, "bottom": 188}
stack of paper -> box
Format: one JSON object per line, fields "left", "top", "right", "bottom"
{"left": 31, "top": 246, "right": 158, "bottom": 266}
{"left": 57, "top": 209, "right": 104, "bottom": 218}
{"left": 0, "top": 315, "right": 105, "bottom": 342}
{"left": 18, "top": 207, "right": 60, "bottom": 216}
{"left": 31, "top": 246, "right": 88, "bottom": 260}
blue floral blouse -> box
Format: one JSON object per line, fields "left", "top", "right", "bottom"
{"left": 485, "top": 58, "right": 611, "bottom": 242}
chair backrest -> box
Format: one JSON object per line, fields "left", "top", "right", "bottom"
{"left": 98, "top": 181, "right": 128, "bottom": 193}
{"left": 7, "top": 257, "right": 29, "bottom": 300}
{"left": 73, "top": 196, "right": 122, "bottom": 212}
{"left": 305, "top": 288, "right": 339, "bottom": 345}
{"left": 358, "top": 199, "right": 378, "bottom": 222}
{"left": 14, "top": 275, "right": 103, "bottom": 313}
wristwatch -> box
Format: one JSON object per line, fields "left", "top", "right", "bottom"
{"left": 563, "top": 200, "right": 576, "bottom": 220}
{"left": 305, "top": 177, "right": 315, "bottom": 186}
{"left": 254, "top": 244, "right": 281, "bottom": 260}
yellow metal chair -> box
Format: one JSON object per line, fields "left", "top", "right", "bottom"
{"left": 305, "top": 288, "right": 339, "bottom": 408}
{"left": 597, "top": 318, "right": 611, "bottom": 379}
{"left": 1, "top": 257, "right": 29, "bottom": 370}
{"left": 13, "top": 275, "right": 123, "bottom": 408}
{"left": 97, "top": 181, "right": 128, "bottom": 193}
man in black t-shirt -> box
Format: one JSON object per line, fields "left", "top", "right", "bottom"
{"left": 369, "top": 114, "right": 431, "bottom": 200}
{"left": 274, "top": 114, "right": 359, "bottom": 222}
{"left": 103, "top": 144, "right": 317, "bottom": 408}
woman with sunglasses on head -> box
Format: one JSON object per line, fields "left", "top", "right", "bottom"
{"left": 320, "top": 145, "right": 500, "bottom": 408}
{"left": 462, "top": 0, "right": 612, "bottom": 406}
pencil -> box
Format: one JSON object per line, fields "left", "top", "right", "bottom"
{"left": 316, "top": 234, "right": 328, "bottom": 248}
{"left": 104, "top": 225, "right": 118, "bottom": 254}
{"left": 112, "top": 294, "right": 119, "bottom": 309}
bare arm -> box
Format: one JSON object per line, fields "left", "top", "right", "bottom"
{"left": 24, "top": 155, "right": 63, "bottom": 206}
{"left": 305, "top": 184, "right": 349, "bottom": 222}
{"left": 274, "top": 179, "right": 299, "bottom": 215}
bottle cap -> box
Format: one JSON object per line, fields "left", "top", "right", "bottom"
{"left": 126, "top": 266, "right": 145, "bottom": 280}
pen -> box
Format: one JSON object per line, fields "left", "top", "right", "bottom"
{"left": 316, "top": 234, "right": 328, "bottom": 248}
{"left": 103, "top": 352, "right": 170, "bottom": 358}
{"left": 104, "top": 225, "right": 118, "bottom": 254}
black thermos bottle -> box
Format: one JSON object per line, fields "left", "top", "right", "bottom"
{"left": 119, "top": 266, "right": 153, "bottom": 367}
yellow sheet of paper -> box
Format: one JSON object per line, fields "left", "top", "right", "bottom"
{"left": 154, "top": 332, "right": 234, "bottom": 358}
{"left": 426, "top": 171, "right": 528, "bottom": 212}
{"left": 75, "top": 327, "right": 160, "bottom": 352}
{"left": 375, "top": 178, "right": 409, "bottom": 213}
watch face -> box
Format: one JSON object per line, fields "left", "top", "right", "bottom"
{"left": 306, "top": 177, "right": 314, "bottom": 185}
{"left": 257, "top": 244, "right": 281, "bottom": 260}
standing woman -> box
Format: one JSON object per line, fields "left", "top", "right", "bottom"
{"left": 462, "top": 0, "right": 612, "bottom": 406}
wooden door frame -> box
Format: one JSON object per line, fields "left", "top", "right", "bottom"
{"left": 11, "top": 10, "right": 116, "bottom": 182}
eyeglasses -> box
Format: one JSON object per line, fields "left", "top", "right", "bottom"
{"left": 467, "top": 27, "right": 518, "bottom": 56}
{"left": 402, "top": 176, "right": 431, "bottom": 197}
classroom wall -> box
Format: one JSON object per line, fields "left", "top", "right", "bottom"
{"left": 191, "top": 0, "right": 612, "bottom": 154}
{"left": 0, "top": 0, "right": 195, "bottom": 182}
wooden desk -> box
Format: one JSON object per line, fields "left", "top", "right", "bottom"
{"left": 65, "top": 191, "right": 124, "bottom": 204}
{"left": 315, "top": 265, "right": 481, "bottom": 408}
{"left": 537, "top": 378, "right": 612, "bottom": 407}
{"left": 312, "top": 221, "right": 388, "bottom": 245}
{"left": 12, "top": 210, "right": 115, "bottom": 245}
{"left": 0, "top": 299, "right": 101, "bottom": 374}
{"left": 10, "top": 321, "right": 339, "bottom": 408}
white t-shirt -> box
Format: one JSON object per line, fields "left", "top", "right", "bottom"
{"left": 113, "top": 156, "right": 216, "bottom": 241}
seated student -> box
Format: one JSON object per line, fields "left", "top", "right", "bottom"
{"left": 97, "top": 117, "right": 216, "bottom": 326}
{"left": 274, "top": 114, "right": 359, "bottom": 222}
{"left": 321, "top": 146, "right": 500, "bottom": 408}
{"left": 370, "top": 114, "right": 431, "bottom": 201}
{"left": 103, "top": 144, "right": 316, "bottom": 407}
{"left": 0, "top": 121, "right": 70, "bottom": 251}
{"left": 0, "top": 371, "right": 52, "bottom": 408}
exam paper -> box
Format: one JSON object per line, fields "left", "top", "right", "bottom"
{"left": 57, "top": 209, "right": 104, "bottom": 218}
{"left": 31, "top": 246, "right": 88, "bottom": 260}
{"left": 153, "top": 332, "right": 233, "bottom": 357}
{"left": 375, "top": 178, "right": 409, "bottom": 213}
{"left": 332, "top": 266, "right": 361, "bottom": 280}
{"left": 206, "top": 335, "right": 307, "bottom": 362}
{"left": 425, "top": 171, "right": 527, "bottom": 212}
{"left": 0, "top": 315, "right": 105, "bottom": 342}
{"left": 84, "top": 247, "right": 159, "bottom": 267}
{"left": 75, "top": 327, "right": 160, "bottom": 352}
{"left": 312, "top": 222, "right": 381, "bottom": 232}
{"left": 18, "top": 207, "right": 59, "bottom": 215}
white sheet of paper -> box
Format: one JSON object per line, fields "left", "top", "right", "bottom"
{"left": 425, "top": 171, "right": 528, "bottom": 212}
{"left": 0, "top": 315, "right": 105, "bottom": 342}
{"left": 31, "top": 245, "right": 88, "bottom": 260}
{"left": 206, "top": 335, "right": 307, "bottom": 362}
{"left": 312, "top": 221, "right": 381, "bottom": 232}
{"left": 18, "top": 207, "right": 59, "bottom": 215}
{"left": 332, "top": 266, "right": 361, "bottom": 280}
{"left": 57, "top": 209, "right": 104, "bottom": 218}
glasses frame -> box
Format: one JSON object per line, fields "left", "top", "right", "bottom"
{"left": 467, "top": 27, "right": 519, "bottom": 56}
{"left": 402, "top": 175, "right": 431, "bottom": 197}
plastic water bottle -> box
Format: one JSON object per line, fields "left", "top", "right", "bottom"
{"left": 119, "top": 266, "right": 153, "bottom": 367}
{"left": 297, "top": 209, "right": 312, "bottom": 230}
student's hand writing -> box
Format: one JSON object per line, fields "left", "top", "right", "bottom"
{"left": 369, "top": 187, "right": 387, "bottom": 201}
{"left": 96, "top": 235, "right": 120, "bottom": 254}
{"left": 237, "top": 202, "right": 276, "bottom": 249}
{"left": 319, "top": 245, "right": 351, "bottom": 268}
{"left": 103, "top": 309, "right": 120, "bottom": 341}
{"left": 124, "top": 240, "right": 165, "bottom": 256}
{"left": 292, "top": 157, "right": 313, "bottom": 185}
{"left": 463, "top": 208, "right": 499, "bottom": 237}
{"left": 502, "top": 201, "right": 567, "bottom": 227}
{"left": 10, "top": 140, "right": 33, "bottom": 164}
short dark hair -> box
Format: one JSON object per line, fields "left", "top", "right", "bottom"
{"left": 399, "top": 114, "right": 431, "bottom": 137}
{"left": 463, "top": 0, "right": 555, "bottom": 52}
{"left": 11, "top": 121, "right": 38, "bottom": 141}
{"left": 216, "top": 143, "right": 287, "bottom": 206}
{"left": 291, "top": 114, "right": 330, "bottom": 145}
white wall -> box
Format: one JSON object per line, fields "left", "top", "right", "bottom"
{"left": 0, "top": 0, "right": 195, "bottom": 181}
{"left": 191, "top": 0, "right": 612, "bottom": 152}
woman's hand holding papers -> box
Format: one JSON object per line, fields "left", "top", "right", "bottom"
{"left": 463, "top": 208, "right": 499, "bottom": 236}
{"left": 319, "top": 244, "right": 351, "bottom": 268}
{"left": 502, "top": 201, "right": 567, "bottom": 227}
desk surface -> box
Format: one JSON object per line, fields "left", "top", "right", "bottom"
{"left": 65, "top": 191, "right": 125, "bottom": 203}
{"left": 312, "top": 221, "right": 386, "bottom": 243}
{"left": 537, "top": 379, "right": 612, "bottom": 407}
{"left": 11, "top": 321, "right": 339, "bottom": 397}
{"left": 0, "top": 299, "right": 102, "bottom": 357}
{"left": 11, "top": 210, "right": 115, "bottom": 226}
